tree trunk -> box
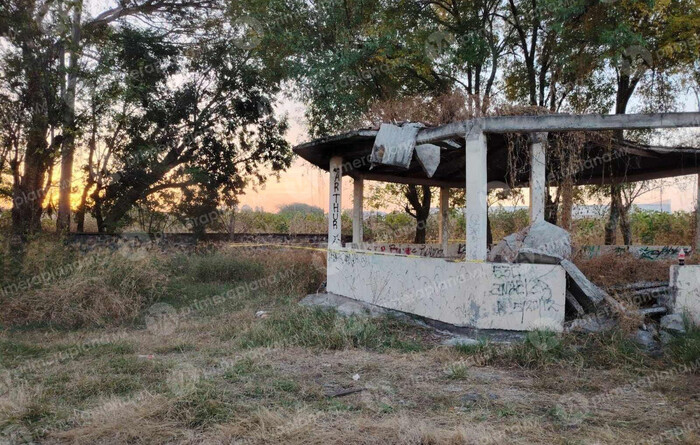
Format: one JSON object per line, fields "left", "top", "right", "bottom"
{"left": 620, "top": 205, "right": 632, "bottom": 245}
{"left": 101, "top": 184, "right": 148, "bottom": 233}
{"left": 559, "top": 181, "right": 573, "bottom": 231}
{"left": 12, "top": 49, "right": 51, "bottom": 237}
{"left": 487, "top": 215, "right": 493, "bottom": 248}
{"left": 544, "top": 187, "right": 558, "bottom": 224}
{"left": 76, "top": 100, "right": 98, "bottom": 233}
{"left": 57, "top": 2, "right": 83, "bottom": 233}
{"left": 414, "top": 215, "right": 428, "bottom": 243}
{"left": 605, "top": 185, "right": 622, "bottom": 245}
{"left": 605, "top": 71, "right": 637, "bottom": 245}
{"left": 404, "top": 185, "right": 432, "bottom": 244}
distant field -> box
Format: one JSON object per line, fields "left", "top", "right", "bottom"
{"left": 1, "top": 243, "right": 699, "bottom": 444}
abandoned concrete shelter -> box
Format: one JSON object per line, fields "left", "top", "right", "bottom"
{"left": 294, "top": 112, "right": 700, "bottom": 332}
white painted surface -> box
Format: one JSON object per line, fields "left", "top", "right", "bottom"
{"left": 671, "top": 265, "right": 700, "bottom": 324}
{"left": 439, "top": 187, "right": 450, "bottom": 253}
{"left": 465, "top": 128, "right": 488, "bottom": 261}
{"left": 328, "top": 156, "right": 343, "bottom": 248}
{"left": 696, "top": 174, "right": 700, "bottom": 252}
{"left": 349, "top": 242, "right": 465, "bottom": 258}
{"left": 529, "top": 133, "right": 547, "bottom": 223}
{"left": 415, "top": 113, "right": 700, "bottom": 144}
{"left": 327, "top": 249, "right": 566, "bottom": 331}
{"left": 353, "top": 177, "right": 363, "bottom": 244}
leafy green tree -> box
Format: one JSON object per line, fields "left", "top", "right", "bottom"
{"left": 0, "top": 0, "right": 216, "bottom": 236}
{"left": 87, "top": 26, "right": 291, "bottom": 233}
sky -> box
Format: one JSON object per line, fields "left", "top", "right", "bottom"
{"left": 237, "top": 97, "right": 700, "bottom": 214}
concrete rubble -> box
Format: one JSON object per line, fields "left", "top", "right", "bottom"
{"left": 560, "top": 259, "right": 607, "bottom": 312}
{"left": 660, "top": 314, "right": 686, "bottom": 334}
{"left": 489, "top": 220, "right": 571, "bottom": 263}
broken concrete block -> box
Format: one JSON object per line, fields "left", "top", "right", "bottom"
{"left": 565, "top": 291, "right": 585, "bottom": 317}
{"left": 670, "top": 265, "right": 700, "bottom": 324}
{"left": 660, "top": 330, "right": 674, "bottom": 345}
{"left": 442, "top": 336, "right": 481, "bottom": 347}
{"left": 300, "top": 292, "right": 389, "bottom": 318}
{"left": 632, "top": 329, "right": 657, "bottom": 349}
{"left": 370, "top": 123, "right": 421, "bottom": 169}
{"left": 560, "top": 260, "right": 607, "bottom": 312}
{"left": 565, "top": 315, "right": 616, "bottom": 333}
{"left": 660, "top": 313, "right": 686, "bottom": 334}
{"left": 515, "top": 248, "right": 564, "bottom": 265}
{"left": 415, "top": 144, "right": 441, "bottom": 177}
{"left": 489, "top": 220, "right": 571, "bottom": 263}
{"left": 637, "top": 306, "right": 667, "bottom": 317}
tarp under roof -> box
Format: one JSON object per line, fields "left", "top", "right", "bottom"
{"left": 293, "top": 125, "right": 700, "bottom": 188}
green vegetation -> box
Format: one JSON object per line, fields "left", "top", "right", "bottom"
{"left": 0, "top": 244, "right": 698, "bottom": 443}
{"left": 239, "top": 307, "right": 425, "bottom": 352}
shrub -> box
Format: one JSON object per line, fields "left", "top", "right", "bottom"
{"left": 1, "top": 246, "right": 167, "bottom": 329}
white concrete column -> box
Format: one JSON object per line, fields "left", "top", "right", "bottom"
{"left": 465, "top": 127, "right": 488, "bottom": 261}
{"left": 352, "top": 177, "right": 364, "bottom": 244}
{"left": 439, "top": 187, "right": 450, "bottom": 254}
{"left": 695, "top": 173, "right": 700, "bottom": 252}
{"left": 328, "top": 156, "right": 343, "bottom": 248}
{"left": 529, "top": 132, "right": 547, "bottom": 223}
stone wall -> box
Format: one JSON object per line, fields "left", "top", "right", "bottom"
{"left": 327, "top": 248, "right": 566, "bottom": 331}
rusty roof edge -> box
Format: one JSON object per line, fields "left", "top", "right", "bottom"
{"left": 292, "top": 129, "right": 378, "bottom": 152}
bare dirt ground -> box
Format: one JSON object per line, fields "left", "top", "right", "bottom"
{"left": 1, "top": 248, "right": 699, "bottom": 444}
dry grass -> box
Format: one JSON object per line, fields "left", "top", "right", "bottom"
{"left": 574, "top": 252, "right": 673, "bottom": 288}
{"left": 1, "top": 248, "right": 166, "bottom": 328}
{"left": 1, "top": 245, "right": 699, "bottom": 444}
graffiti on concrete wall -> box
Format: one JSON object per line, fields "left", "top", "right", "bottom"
{"left": 351, "top": 242, "right": 466, "bottom": 258}
{"left": 581, "top": 245, "right": 692, "bottom": 261}
{"left": 327, "top": 248, "right": 566, "bottom": 331}
{"left": 490, "top": 265, "right": 557, "bottom": 323}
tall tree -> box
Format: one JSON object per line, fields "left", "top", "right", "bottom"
{"left": 577, "top": 0, "right": 700, "bottom": 244}
{"left": 0, "top": 0, "right": 215, "bottom": 237}
{"left": 85, "top": 26, "right": 291, "bottom": 233}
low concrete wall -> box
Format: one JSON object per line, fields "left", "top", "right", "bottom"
{"left": 581, "top": 245, "right": 692, "bottom": 260}
{"left": 670, "top": 265, "right": 700, "bottom": 324}
{"left": 327, "top": 248, "right": 566, "bottom": 331}
{"left": 347, "top": 242, "right": 465, "bottom": 258}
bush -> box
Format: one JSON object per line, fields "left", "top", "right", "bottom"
{"left": 631, "top": 210, "right": 694, "bottom": 245}
{"left": 489, "top": 208, "right": 529, "bottom": 243}
{"left": 1, "top": 243, "right": 167, "bottom": 329}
